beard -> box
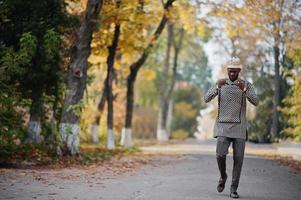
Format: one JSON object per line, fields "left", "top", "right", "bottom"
{"left": 229, "top": 74, "right": 238, "bottom": 82}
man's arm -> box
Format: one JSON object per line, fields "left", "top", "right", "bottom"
{"left": 245, "top": 82, "right": 259, "bottom": 106}
{"left": 204, "top": 79, "right": 226, "bottom": 103}
{"left": 204, "top": 85, "right": 218, "bottom": 103}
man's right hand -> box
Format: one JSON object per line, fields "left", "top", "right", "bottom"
{"left": 217, "top": 79, "right": 226, "bottom": 88}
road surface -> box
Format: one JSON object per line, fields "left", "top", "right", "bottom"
{"left": 1, "top": 140, "right": 301, "bottom": 200}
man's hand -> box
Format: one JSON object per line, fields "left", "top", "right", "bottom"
{"left": 217, "top": 79, "right": 226, "bottom": 88}
{"left": 234, "top": 79, "right": 245, "bottom": 91}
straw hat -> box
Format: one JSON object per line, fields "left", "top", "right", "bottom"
{"left": 226, "top": 57, "right": 243, "bottom": 69}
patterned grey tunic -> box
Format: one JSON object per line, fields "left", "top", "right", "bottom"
{"left": 204, "top": 79, "right": 259, "bottom": 140}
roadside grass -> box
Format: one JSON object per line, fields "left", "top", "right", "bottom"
{"left": 0, "top": 143, "right": 141, "bottom": 168}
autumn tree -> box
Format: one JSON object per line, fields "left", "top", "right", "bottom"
{"left": 79, "top": 0, "right": 165, "bottom": 148}
{"left": 156, "top": 0, "right": 211, "bottom": 141}
{"left": 281, "top": 34, "right": 301, "bottom": 141}
{"left": 104, "top": 1, "right": 121, "bottom": 149}
{"left": 246, "top": 0, "right": 300, "bottom": 141}
{"left": 87, "top": 0, "right": 178, "bottom": 147}
{"left": 87, "top": 0, "right": 158, "bottom": 147}
{"left": 121, "top": 0, "right": 177, "bottom": 147}
{"left": 209, "top": 0, "right": 300, "bottom": 141}
{"left": 59, "top": 0, "right": 103, "bottom": 154}
{"left": 157, "top": 23, "right": 173, "bottom": 141}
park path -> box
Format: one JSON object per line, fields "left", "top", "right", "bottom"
{"left": 1, "top": 139, "right": 301, "bottom": 200}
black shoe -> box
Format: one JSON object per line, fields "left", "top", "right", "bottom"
{"left": 217, "top": 174, "right": 227, "bottom": 193}
{"left": 230, "top": 191, "right": 239, "bottom": 198}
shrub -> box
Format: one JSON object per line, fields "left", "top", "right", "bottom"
{"left": 172, "top": 129, "right": 189, "bottom": 140}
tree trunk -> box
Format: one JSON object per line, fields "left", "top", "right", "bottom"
{"left": 123, "top": 71, "right": 137, "bottom": 147}
{"left": 157, "top": 23, "right": 173, "bottom": 141}
{"left": 166, "top": 99, "right": 173, "bottom": 137}
{"left": 106, "top": 22, "right": 121, "bottom": 149}
{"left": 47, "top": 85, "right": 64, "bottom": 155}
{"left": 59, "top": 0, "right": 103, "bottom": 155}
{"left": 90, "top": 76, "right": 108, "bottom": 143}
{"left": 270, "top": 43, "right": 281, "bottom": 142}
{"left": 122, "top": 0, "right": 176, "bottom": 147}
{"left": 25, "top": 93, "right": 44, "bottom": 143}
{"left": 120, "top": 0, "right": 144, "bottom": 147}
{"left": 157, "top": 26, "right": 184, "bottom": 141}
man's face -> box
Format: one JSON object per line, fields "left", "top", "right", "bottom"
{"left": 227, "top": 68, "right": 241, "bottom": 81}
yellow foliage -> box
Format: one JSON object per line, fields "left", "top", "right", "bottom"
{"left": 65, "top": 0, "right": 87, "bottom": 15}
{"left": 289, "top": 49, "right": 301, "bottom": 67}
{"left": 80, "top": 0, "right": 208, "bottom": 142}
{"left": 197, "top": 22, "right": 210, "bottom": 39}
{"left": 140, "top": 68, "right": 156, "bottom": 81}
{"left": 281, "top": 72, "right": 301, "bottom": 141}
{"left": 172, "top": 129, "right": 189, "bottom": 140}
{"left": 170, "top": 2, "right": 199, "bottom": 34}
{"left": 287, "top": 37, "right": 301, "bottom": 66}
{"left": 88, "top": 54, "right": 107, "bottom": 65}
{"left": 225, "top": 23, "right": 239, "bottom": 38}
{"left": 174, "top": 102, "right": 197, "bottom": 118}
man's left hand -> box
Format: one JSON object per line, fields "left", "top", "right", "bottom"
{"left": 234, "top": 79, "right": 245, "bottom": 91}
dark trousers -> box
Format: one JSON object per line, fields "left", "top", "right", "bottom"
{"left": 216, "top": 136, "right": 246, "bottom": 192}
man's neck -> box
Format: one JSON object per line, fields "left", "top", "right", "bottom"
{"left": 229, "top": 77, "right": 239, "bottom": 82}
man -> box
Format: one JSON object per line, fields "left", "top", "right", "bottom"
{"left": 204, "top": 57, "right": 259, "bottom": 198}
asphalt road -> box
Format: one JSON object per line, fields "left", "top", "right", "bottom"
{"left": 1, "top": 152, "right": 300, "bottom": 200}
